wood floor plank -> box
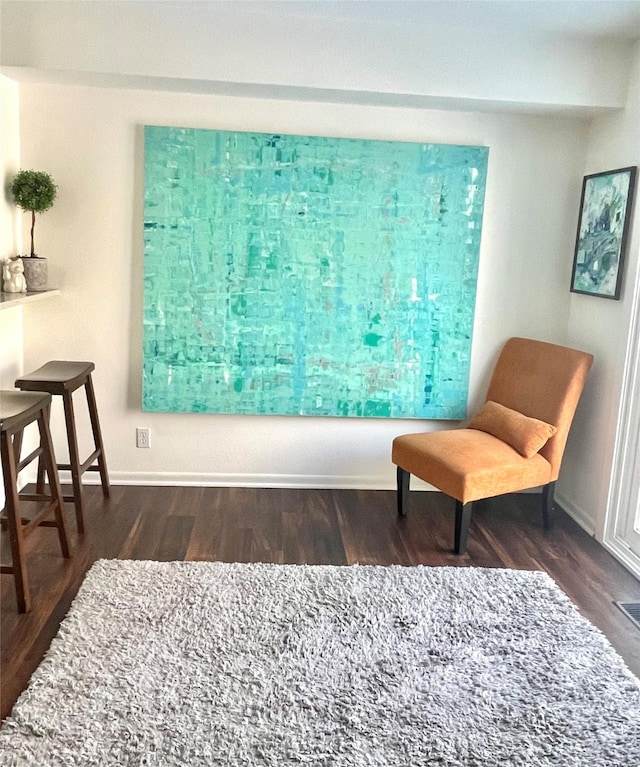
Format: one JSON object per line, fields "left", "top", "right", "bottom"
{"left": 154, "top": 515, "right": 195, "bottom": 562}
{"left": 282, "top": 490, "right": 347, "bottom": 565}
{"left": 184, "top": 487, "right": 225, "bottom": 561}
{"left": 334, "top": 489, "right": 411, "bottom": 565}
{"left": 2, "top": 484, "right": 639, "bottom": 722}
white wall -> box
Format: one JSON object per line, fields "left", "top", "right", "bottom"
{"left": 0, "top": 74, "right": 22, "bottom": 388}
{"left": 17, "top": 82, "right": 588, "bottom": 488}
{"left": 559, "top": 40, "right": 640, "bottom": 535}
{"left": 0, "top": 75, "right": 22, "bottom": 508}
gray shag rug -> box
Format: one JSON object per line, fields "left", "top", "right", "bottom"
{"left": 1, "top": 561, "right": 639, "bottom": 766}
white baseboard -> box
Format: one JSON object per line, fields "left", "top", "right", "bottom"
{"left": 60, "top": 473, "right": 590, "bottom": 515}
{"left": 60, "top": 470, "right": 436, "bottom": 491}
{"left": 554, "top": 489, "right": 596, "bottom": 536}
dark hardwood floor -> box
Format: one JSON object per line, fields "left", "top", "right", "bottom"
{"left": 2, "top": 484, "right": 640, "bottom": 721}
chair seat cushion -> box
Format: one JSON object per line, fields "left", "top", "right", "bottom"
{"left": 467, "top": 400, "right": 557, "bottom": 458}
{"left": 392, "top": 428, "right": 553, "bottom": 504}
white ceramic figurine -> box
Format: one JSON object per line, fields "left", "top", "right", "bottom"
{"left": 3, "top": 258, "right": 28, "bottom": 293}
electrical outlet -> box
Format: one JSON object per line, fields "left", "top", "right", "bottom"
{"left": 136, "top": 427, "right": 151, "bottom": 448}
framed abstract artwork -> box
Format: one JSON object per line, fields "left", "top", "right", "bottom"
{"left": 143, "top": 126, "right": 489, "bottom": 418}
{"left": 570, "top": 166, "right": 637, "bottom": 300}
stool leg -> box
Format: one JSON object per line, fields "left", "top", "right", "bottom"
{"left": 85, "top": 375, "right": 110, "bottom": 498}
{"left": 38, "top": 411, "right": 70, "bottom": 559}
{"left": 36, "top": 457, "right": 47, "bottom": 494}
{"left": 10, "top": 429, "right": 31, "bottom": 526}
{"left": 35, "top": 403, "right": 51, "bottom": 495}
{"left": 11, "top": 427, "right": 24, "bottom": 468}
{"left": 61, "top": 390, "right": 85, "bottom": 534}
{"left": 1, "top": 431, "right": 30, "bottom": 613}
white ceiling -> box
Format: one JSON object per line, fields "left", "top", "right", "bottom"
{"left": 229, "top": 0, "right": 640, "bottom": 40}
{"left": 1, "top": 0, "right": 637, "bottom": 115}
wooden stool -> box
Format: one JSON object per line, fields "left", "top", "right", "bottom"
{"left": 15, "top": 361, "right": 110, "bottom": 535}
{"left": 1, "top": 390, "right": 71, "bottom": 613}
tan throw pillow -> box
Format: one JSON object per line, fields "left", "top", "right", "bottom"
{"left": 467, "top": 400, "right": 557, "bottom": 458}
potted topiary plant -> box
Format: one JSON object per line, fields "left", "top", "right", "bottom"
{"left": 10, "top": 169, "right": 58, "bottom": 291}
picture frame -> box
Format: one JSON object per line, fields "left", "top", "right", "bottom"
{"left": 570, "top": 166, "right": 637, "bottom": 299}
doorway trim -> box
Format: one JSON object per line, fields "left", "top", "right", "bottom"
{"left": 604, "top": 243, "right": 640, "bottom": 581}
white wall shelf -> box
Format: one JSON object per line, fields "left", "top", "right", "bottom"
{"left": 0, "top": 289, "right": 60, "bottom": 311}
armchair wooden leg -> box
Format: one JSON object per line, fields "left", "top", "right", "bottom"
{"left": 542, "top": 481, "right": 556, "bottom": 531}
{"left": 454, "top": 500, "right": 472, "bottom": 554}
{"left": 397, "top": 467, "right": 410, "bottom": 517}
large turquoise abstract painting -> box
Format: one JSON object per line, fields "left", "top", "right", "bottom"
{"left": 143, "top": 126, "right": 488, "bottom": 418}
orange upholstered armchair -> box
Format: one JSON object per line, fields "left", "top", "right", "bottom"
{"left": 392, "top": 337, "right": 593, "bottom": 554}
